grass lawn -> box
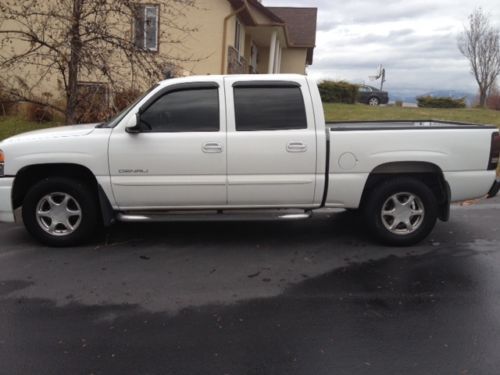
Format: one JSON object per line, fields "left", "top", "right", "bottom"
{"left": 0, "top": 108, "right": 499, "bottom": 174}
{"left": 324, "top": 103, "right": 500, "bottom": 127}
{"left": 0, "top": 116, "right": 61, "bottom": 141}
{"left": 1, "top": 105, "right": 499, "bottom": 142}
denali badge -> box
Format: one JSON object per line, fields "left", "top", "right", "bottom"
{"left": 118, "top": 169, "right": 149, "bottom": 174}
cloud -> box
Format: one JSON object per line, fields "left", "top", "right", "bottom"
{"left": 264, "top": 0, "right": 500, "bottom": 92}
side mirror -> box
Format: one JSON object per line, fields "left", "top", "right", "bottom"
{"left": 125, "top": 113, "right": 142, "bottom": 134}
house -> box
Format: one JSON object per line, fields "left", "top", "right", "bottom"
{"left": 131, "top": 0, "right": 318, "bottom": 76}
{"left": 219, "top": 1, "right": 317, "bottom": 75}
{"left": 0, "top": 0, "right": 317, "bottom": 117}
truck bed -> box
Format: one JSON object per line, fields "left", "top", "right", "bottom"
{"left": 323, "top": 120, "right": 498, "bottom": 209}
{"left": 327, "top": 120, "right": 497, "bottom": 131}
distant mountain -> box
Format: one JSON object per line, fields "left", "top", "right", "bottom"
{"left": 388, "top": 91, "right": 419, "bottom": 104}
{"left": 388, "top": 89, "right": 476, "bottom": 106}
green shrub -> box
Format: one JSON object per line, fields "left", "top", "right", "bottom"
{"left": 417, "top": 96, "right": 466, "bottom": 108}
{"left": 318, "top": 80, "right": 359, "bottom": 104}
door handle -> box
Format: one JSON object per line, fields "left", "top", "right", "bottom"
{"left": 202, "top": 142, "right": 223, "bottom": 153}
{"left": 287, "top": 141, "right": 307, "bottom": 153}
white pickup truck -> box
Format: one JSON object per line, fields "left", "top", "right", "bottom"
{"left": 0, "top": 75, "right": 499, "bottom": 247}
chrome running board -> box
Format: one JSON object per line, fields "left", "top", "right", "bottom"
{"left": 117, "top": 210, "right": 312, "bottom": 223}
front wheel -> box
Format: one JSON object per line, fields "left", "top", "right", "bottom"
{"left": 22, "top": 177, "right": 100, "bottom": 247}
{"left": 368, "top": 97, "right": 380, "bottom": 106}
{"left": 363, "top": 178, "right": 438, "bottom": 246}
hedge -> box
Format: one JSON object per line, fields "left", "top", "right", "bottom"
{"left": 318, "top": 80, "right": 359, "bottom": 104}
{"left": 417, "top": 96, "right": 466, "bottom": 108}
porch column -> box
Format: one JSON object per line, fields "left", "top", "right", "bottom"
{"left": 275, "top": 44, "right": 282, "bottom": 73}
{"left": 274, "top": 39, "right": 280, "bottom": 73}
{"left": 278, "top": 48, "right": 282, "bottom": 73}
{"left": 268, "top": 30, "right": 277, "bottom": 74}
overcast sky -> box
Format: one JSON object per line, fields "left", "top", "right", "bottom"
{"left": 265, "top": 0, "right": 500, "bottom": 94}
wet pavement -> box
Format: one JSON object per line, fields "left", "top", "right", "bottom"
{"left": 0, "top": 197, "right": 499, "bottom": 374}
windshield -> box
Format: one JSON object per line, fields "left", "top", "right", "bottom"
{"left": 100, "top": 84, "right": 159, "bottom": 128}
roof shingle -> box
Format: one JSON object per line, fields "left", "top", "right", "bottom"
{"left": 267, "top": 7, "right": 317, "bottom": 47}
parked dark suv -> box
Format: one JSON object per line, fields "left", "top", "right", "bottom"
{"left": 358, "top": 85, "right": 389, "bottom": 106}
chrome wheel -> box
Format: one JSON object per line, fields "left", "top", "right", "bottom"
{"left": 381, "top": 192, "right": 425, "bottom": 235}
{"left": 35, "top": 192, "right": 82, "bottom": 237}
{"left": 368, "top": 97, "right": 380, "bottom": 106}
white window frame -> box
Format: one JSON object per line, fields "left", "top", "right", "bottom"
{"left": 143, "top": 5, "right": 159, "bottom": 52}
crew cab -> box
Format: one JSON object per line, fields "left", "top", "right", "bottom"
{"left": 0, "top": 75, "right": 499, "bottom": 247}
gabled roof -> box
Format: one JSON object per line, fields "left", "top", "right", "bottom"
{"left": 227, "top": 0, "right": 284, "bottom": 26}
{"left": 267, "top": 7, "right": 317, "bottom": 48}
{"left": 226, "top": 0, "right": 317, "bottom": 64}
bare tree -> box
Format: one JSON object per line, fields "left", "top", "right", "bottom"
{"left": 458, "top": 8, "right": 500, "bottom": 107}
{"left": 0, "top": 0, "right": 200, "bottom": 123}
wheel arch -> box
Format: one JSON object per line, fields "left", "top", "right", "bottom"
{"left": 360, "top": 161, "right": 451, "bottom": 221}
{"left": 12, "top": 163, "right": 114, "bottom": 225}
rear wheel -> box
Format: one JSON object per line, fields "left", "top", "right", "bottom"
{"left": 22, "top": 177, "right": 100, "bottom": 247}
{"left": 363, "top": 178, "right": 437, "bottom": 246}
{"left": 368, "top": 97, "right": 380, "bottom": 106}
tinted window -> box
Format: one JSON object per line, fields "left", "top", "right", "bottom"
{"left": 140, "top": 88, "right": 219, "bottom": 132}
{"left": 234, "top": 87, "right": 307, "bottom": 131}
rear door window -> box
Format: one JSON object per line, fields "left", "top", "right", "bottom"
{"left": 233, "top": 86, "right": 307, "bottom": 131}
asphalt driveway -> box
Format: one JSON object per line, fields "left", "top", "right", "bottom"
{"left": 0, "top": 197, "right": 499, "bottom": 374}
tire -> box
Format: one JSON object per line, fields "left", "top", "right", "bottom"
{"left": 22, "top": 177, "right": 100, "bottom": 247}
{"left": 362, "top": 177, "right": 438, "bottom": 246}
{"left": 368, "top": 97, "right": 380, "bottom": 106}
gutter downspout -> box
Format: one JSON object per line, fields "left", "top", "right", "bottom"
{"left": 221, "top": 3, "right": 247, "bottom": 74}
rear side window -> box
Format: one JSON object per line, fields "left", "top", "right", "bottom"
{"left": 140, "top": 88, "right": 219, "bottom": 132}
{"left": 234, "top": 86, "right": 307, "bottom": 131}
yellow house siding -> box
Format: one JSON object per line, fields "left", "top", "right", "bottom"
{"left": 280, "top": 48, "right": 308, "bottom": 75}
{"left": 180, "top": 0, "right": 233, "bottom": 75}
{"left": 257, "top": 48, "right": 270, "bottom": 74}
{"left": 0, "top": 11, "right": 66, "bottom": 101}
{"left": 0, "top": 0, "right": 313, "bottom": 108}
